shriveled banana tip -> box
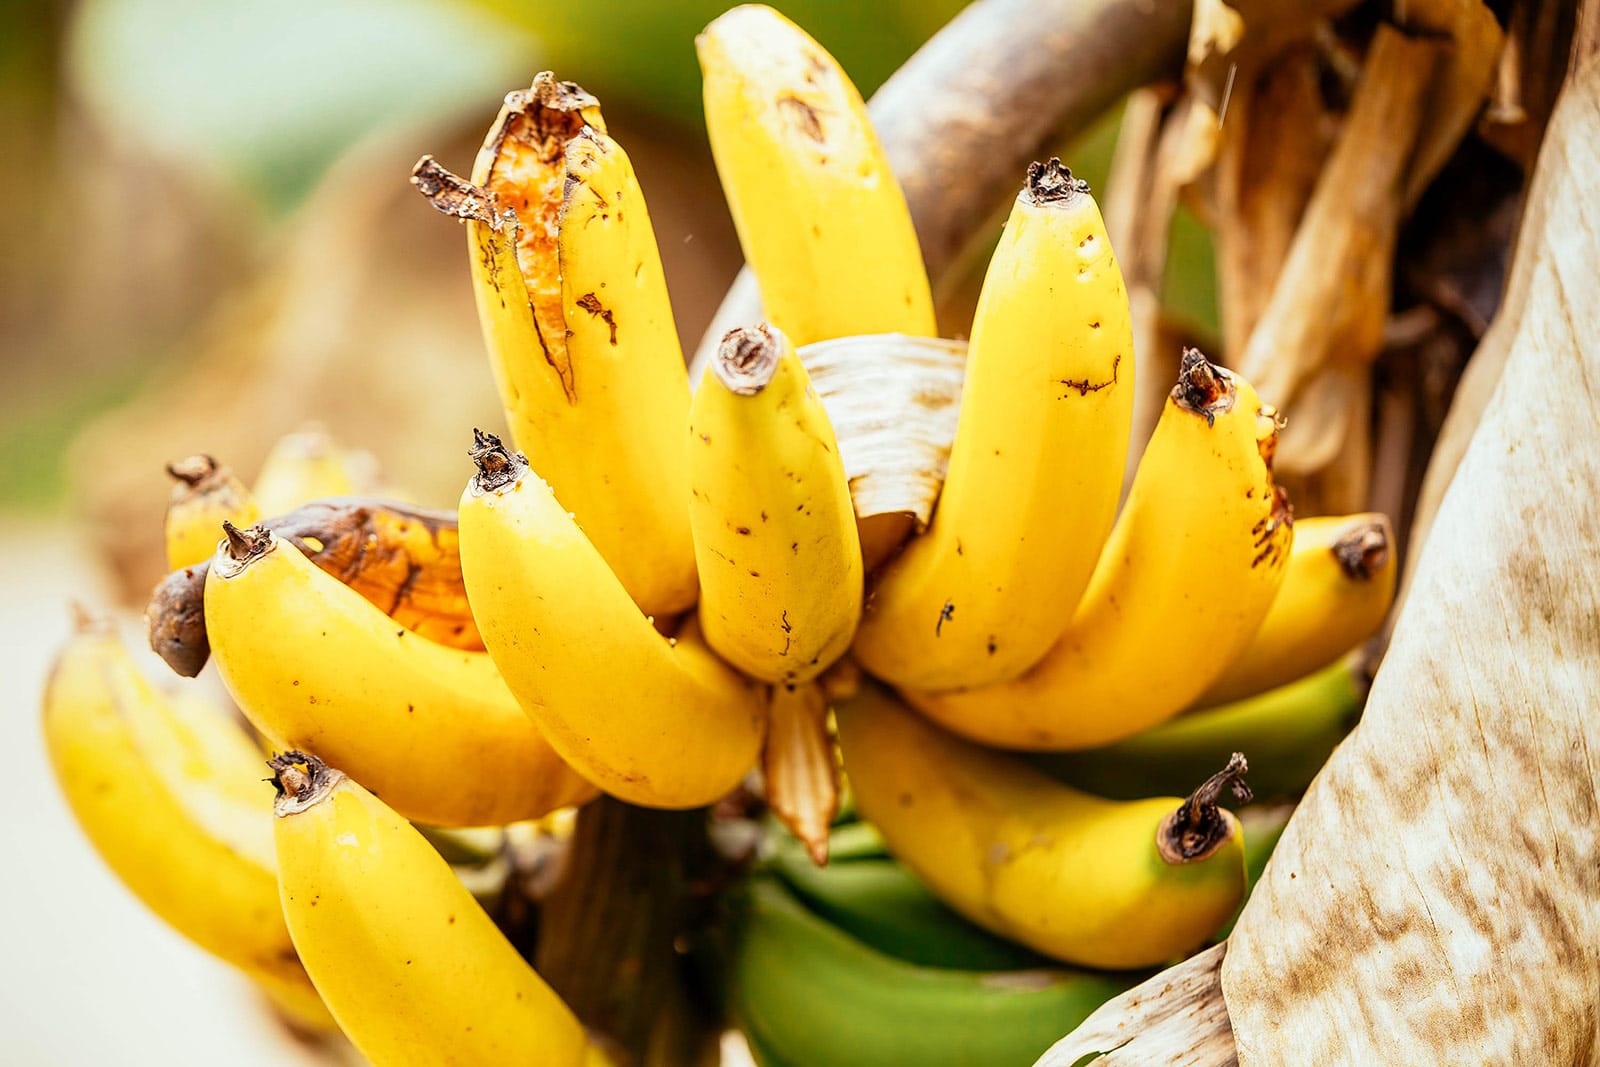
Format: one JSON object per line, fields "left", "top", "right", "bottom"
{"left": 165, "top": 453, "right": 219, "bottom": 487}
{"left": 467, "top": 428, "right": 530, "bottom": 494}
{"left": 1156, "top": 752, "right": 1251, "bottom": 865}
{"left": 1334, "top": 517, "right": 1393, "bottom": 580}
{"left": 712, "top": 324, "right": 785, "bottom": 395}
{"left": 1024, "top": 158, "right": 1091, "bottom": 205}
{"left": 1172, "top": 346, "right": 1235, "bottom": 420}
{"left": 269, "top": 751, "right": 344, "bottom": 817}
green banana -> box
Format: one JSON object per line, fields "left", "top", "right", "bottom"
{"left": 730, "top": 876, "right": 1134, "bottom": 1067}
{"left": 818, "top": 819, "right": 886, "bottom": 862}
{"left": 1031, "top": 659, "right": 1364, "bottom": 802}
{"left": 768, "top": 839, "right": 1049, "bottom": 972}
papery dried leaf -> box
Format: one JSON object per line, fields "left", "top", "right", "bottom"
{"left": 761, "top": 681, "right": 838, "bottom": 866}
{"left": 1394, "top": 0, "right": 1505, "bottom": 207}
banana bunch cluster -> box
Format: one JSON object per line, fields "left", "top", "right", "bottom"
{"left": 41, "top": 5, "right": 1402, "bottom": 1065}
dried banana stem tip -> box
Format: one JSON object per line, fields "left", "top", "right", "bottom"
{"left": 1173, "top": 347, "right": 1235, "bottom": 421}
{"left": 269, "top": 751, "right": 344, "bottom": 817}
{"left": 215, "top": 521, "right": 275, "bottom": 577}
{"left": 1334, "top": 521, "right": 1392, "bottom": 580}
{"left": 468, "top": 429, "right": 531, "bottom": 493}
{"left": 1157, "top": 752, "right": 1252, "bottom": 864}
{"left": 165, "top": 454, "right": 221, "bottom": 488}
{"left": 713, "top": 324, "right": 785, "bottom": 395}
{"left": 1024, "top": 157, "right": 1091, "bottom": 205}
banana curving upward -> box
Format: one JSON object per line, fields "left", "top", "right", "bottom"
{"left": 697, "top": 5, "right": 936, "bottom": 348}
{"left": 689, "top": 324, "right": 862, "bottom": 683}
{"left": 458, "top": 432, "right": 766, "bottom": 810}
{"left": 853, "top": 161, "right": 1135, "bottom": 690}
{"left": 42, "top": 616, "right": 332, "bottom": 1030}
{"left": 1198, "top": 512, "right": 1395, "bottom": 705}
{"left": 204, "top": 522, "right": 596, "bottom": 827}
{"left": 269, "top": 751, "right": 589, "bottom": 1066}
{"left": 163, "top": 455, "right": 259, "bottom": 572}
{"left": 836, "top": 684, "right": 1248, "bottom": 970}
{"left": 904, "top": 349, "right": 1294, "bottom": 750}
{"left": 411, "top": 72, "right": 695, "bottom": 618}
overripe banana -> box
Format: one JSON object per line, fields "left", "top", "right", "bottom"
{"left": 412, "top": 72, "right": 695, "bottom": 618}
{"left": 42, "top": 616, "right": 331, "bottom": 1030}
{"left": 269, "top": 751, "right": 589, "bottom": 1066}
{"left": 457, "top": 432, "right": 766, "bottom": 809}
{"left": 697, "top": 4, "right": 936, "bottom": 348}
{"left": 689, "top": 323, "right": 862, "bottom": 683}
{"left": 164, "top": 455, "right": 260, "bottom": 572}
{"left": 251, "top": 428, "right": 365, "bottom": 517}
{"left": 836, "top": 684, "right": 1248, "bottom": 969}
{"left": 730, "top": 875, "right": 1133, "bottom": 1067}
{"left": 1198, "top": 513, "right": 1395, "bottom": 705}
{"left": 147, "top": 497, "right": 483, "bottom": 678}
{"left": 904, "top": 349, "right": 1294, "bottom": 750}
{"left": 853, "top": 161, "right": 1135, "bottom": 690}
{"left": 767, "top": 832, "right": 1048, "bottom": 971}
{"left": 1033, "top": 659, "right": 1365, "bottom": 802}
{"left": 204, "top": 522, "right": 596, "bottom": 827}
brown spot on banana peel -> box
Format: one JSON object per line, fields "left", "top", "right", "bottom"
{"left": 713, "top": 324, "right": 784, "bottom": 395}
{"left": 1251, "top": 486, "right": 1294, "bottom": 569}
{"left": 1058, "top": 352, "right": 1120, "bottom": 398}
{"left": 776, "top": 93, "right": 825, "bottom": 142}
{"left": 574, "top": 292, "right": 618, "bottom": 345}
{"left": 1157, "top": 752, "right": 1252, "bottom": 864}
{"left": 1332, "top": 519, "right": 1392, "bottom": 580}
{"left": 1172, "top": 347, "right": 1235, "bottom": 426}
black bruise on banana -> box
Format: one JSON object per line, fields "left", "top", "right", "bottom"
{"left": 1156, "top": 752, "right": 1252, "bottom": 864}
{"left": 145, "top": 497, "right": 467, "bottom": 678}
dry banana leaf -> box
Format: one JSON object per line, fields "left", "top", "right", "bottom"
{"left": 761, "top": 681, "right": 839, "bottom": 866}
{"left": 1039, "top": 53, "right": 1600, "bottom": 1067}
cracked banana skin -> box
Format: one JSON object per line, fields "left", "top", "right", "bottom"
{"left": 836, "top": 684, "right": 1247, "bottom": 970}
{"left": 204, "top": 523, "right": 596, "bottom": 828}
{"left": 1198, "top": 512, "right": 1396, "bottom": 705}
{"left": 414, "top": 72, "right": 695, "bottom": 619}
{"left": 697, "top": 4, "right": 936, "bottom": 348}
{"left": 270, "top": 752, "right": 589, "bottom": 1067}
{"left": 458, "top": 432, "right": 766, "bottom": 810}
{"left": 689, "top": 323, "right": 862, "bottom": 683}
{"left": 853, "top": 160, "right": 1135, "bottom": 691}
{"left": 42, "top": 619, "right": 333, "bottom": 1032}
{"left": 903, "top": 349, "right": 1294, "bottom": 751}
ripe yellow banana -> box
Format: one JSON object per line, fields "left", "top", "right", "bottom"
{"left": 904, "top": 349, "right": 1293, "bottom": 750}
{"left": 42, "top": 617, "right": 331, "bottom": 1030}
{"left": 853, "top": 161, "right": 1135, "bottom": 690}
{"left": 412, "top": 72, "right": 695, "bottom": 618}
{"left": 458, "top": 431, "right": 766, "bottom": 810}
{"left": 1198, "top": 512, "right": 1395, "bottom": 705}
{"left": 689, "top": 324, "right": 862, "bottom": 683}
{"left": 269, "top": 751, "right": 589, "bottom": 1066}
{"left": 204, "top": 523, "right": 596, "bottom": 827}
{"left": 835, "top": 684, "right": 1248, "bottom": 969}
{"left": 697, "top": 4, "right": 936, "bottom": 347}
{"left": 251, "top": 428, "right": 362, "bottom": 517}
{"left": 164, "top": 455, "right": 259, "bottom": 571}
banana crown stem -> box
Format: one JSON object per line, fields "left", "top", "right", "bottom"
{"left": 1172, "top": 347, "right": 1236, "bottom": 424}
{"left": 269, "top": 750, "right": 344, "bottom": 818}
{"left": 1023, "top": 157, "right": 1090, "bottom": 206}
{"left": 215, "top": 521, "right": 275, "bottom": 577}
{"left": 1156, "top": 752, "right": 1252, "bottom": 864}
{"left": 468, "top": 429, "right": 531, "bottom": 494}
{"left": 712, "top": 324, "right": 784, "bottom": 395}
{"left": 1334, "top": 521, "right": 1392, "bottom": 580}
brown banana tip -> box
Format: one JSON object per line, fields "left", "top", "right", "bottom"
{"left": 213, "top": 522, "right": 275, "bottom": 579}
{"left": 1171, "top": 347, "right": 1238, "bottom": 425}
{"left": 268, "top": 751, "right": 343, "bottom": 817}
{"left": 530, "top": 70, "right": 599, "bottom": 112}
{"left": 1157, "top": 752, "right": 1252, "bottom": 864}
{"left": 165, "top": 454, "right": 219, "bottom": 488}
{"left": 1333, "top": 519, "right": 1392, "bottom": 580}
{"left": 468, "top": 428, "right": 530, "bottom": 492}
{"left": 410, "top": 155, "right": 506, "bottom": 229}
{"left": 1024, "top": 158, "right": 1091, "bottom": 204}
{"left": 712, "top": 324, "right": 783, "bottom": 395}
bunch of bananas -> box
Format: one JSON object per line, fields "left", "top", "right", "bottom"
{"left": 42, "top": 6, "right": 1401, "bottom": 1065}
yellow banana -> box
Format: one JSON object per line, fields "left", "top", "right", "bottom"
{"left": 689, "top": 324, "right": 862, "bottom": 682}
{"left": 204, "top": 523, "right": 597, "bottom": 827}
{"left": 904, "top": 349, "right": 1294, "bottom": 750}
{"left": 164, "top": 455, "right": 259, "bottom": 571}
{"left": 1198, "top": 512, "right": 1396, "bottom": 705}
{"left": 697, "top": 4, "right": 936, "bottom": 347}
{"left": 457, "top": 431, "right": 766, "bottom": 810}
{"left": 269, "top": 751, "right": 589, "bottom": 1066}
{"left": 41, "top": 616, "right": 331, "bottom": 1030}
{"left": 853, "top": 161, "right": 1135, "bottom": 690}
{"left": 411, "top": 72, "right": 695, "bottom": 618}
{"left": 251, "top": 428, "right": 363, "bottom": 517}
{"left": 836, "top": 685, "right": 1247, "bottom": 969}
